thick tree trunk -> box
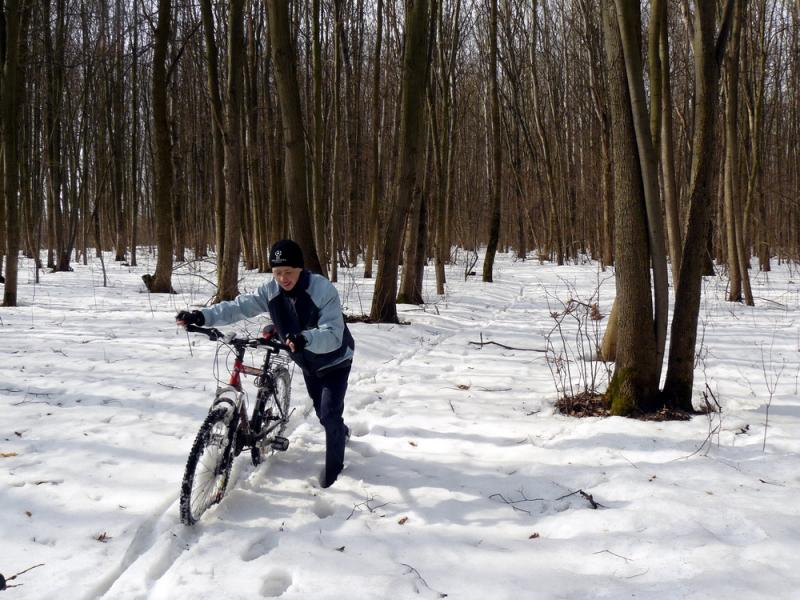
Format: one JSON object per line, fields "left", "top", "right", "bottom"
{"left": 370, "top": 0, "right": 430, "bottom": 323}
{"left": 614, "top": 0, "right": 669, "bottom": 385}
{"left": 602, "top": 0, "right": 660, "bottom": 414}
{"left": 2, "top": 0, "right": 27, "bottom": 305}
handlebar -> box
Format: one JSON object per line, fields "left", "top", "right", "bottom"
{"left": 185, "top": 324, "right": 291, "bottom": 353}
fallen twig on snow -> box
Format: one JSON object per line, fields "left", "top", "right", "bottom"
{"left": 0, "top": 563, "right": 45, "bottom": 590}
{"left": 400, "top": 563, "right": 448, "bottom": 598}
{"left": 554, "top": 489, "right": 603, "bottom": 509}
{"left": 346, "top": 495, "right": 390, "bottom": 520}
{"left": 468, "top": 333, "right": 546, "bottom": 352}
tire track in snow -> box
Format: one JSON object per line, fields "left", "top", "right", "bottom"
{"left": 89, "top": 493, "right": 189, "bottom": 599}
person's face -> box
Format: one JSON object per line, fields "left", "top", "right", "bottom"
{"left": 273, "top": 266, "right": 302, "bottom": 291}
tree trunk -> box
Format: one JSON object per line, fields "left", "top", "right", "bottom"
{"left": 614, "top": 0, "right": 669, "bottom": 385}
{"left": 216, "top": 0, "right": 245, "bottom": 302}
{"left": 602, "top": 0, "right": 660, "bottom": 414}
{"left": 200, "top": 0, "right": 227, "bottom": 268}
{"left": 364, "top": 0, "right": 384, "bottom": 280}
{"left": 663, "top": 0, "right": 737, "bottom": 409}
{"left": 147, "top": 0, "right": 175, "bottom": 294}
{"left": 2, "top": 0, "right": 28, "bottom": 305}
{"left": 129, "top": 3, "right": 139, "bottom": 266}
{"left": 312, "top": 0, "right": 329, "bottom": 275}
{"left": 267, "top": 1, "right": 322, "bottom": 273}
{"left": 370, "top": 0, "right": 430, "bottom": 323}
{"left": 482, "top": 0, "right": 502, "bottom": 283}
{"left": 723, "top": 0, "right": 748, "bottom": 303}
{"left": 659, "top": 6, "right": 682, "bottom": 285}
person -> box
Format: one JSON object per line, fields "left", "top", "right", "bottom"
{"left": 176, "top": 239, "right": 355, "bottom": 488}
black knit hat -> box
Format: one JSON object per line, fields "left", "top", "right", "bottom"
{"left": 269, "top": 239, "right": 304, "bottom": 269}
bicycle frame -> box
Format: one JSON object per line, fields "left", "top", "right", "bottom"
{"left": 191, "top": 326, "right": 290, "bottom": 450}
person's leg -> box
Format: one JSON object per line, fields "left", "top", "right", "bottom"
{"left": 314, "top": 367, "right": 350, "bottom": 487}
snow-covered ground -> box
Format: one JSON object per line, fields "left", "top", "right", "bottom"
{"left": 1, "top": 250, "right": 799, "bottom": 599}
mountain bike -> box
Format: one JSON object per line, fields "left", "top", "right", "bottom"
{"left": 179, "top": 324, "right": 293, "bottom": 525}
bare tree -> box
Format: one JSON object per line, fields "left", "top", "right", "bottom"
{"left": 267, "top": 0, "right": 322, "bottom": 273}
{"left": 145, "top": 0, "right": 175, "bottom": 294}
{"left": 663, "top": 0, "right": 738, "bottom": 409}
{"left": 371, "top": 0, "right": 431, "bottom": 323}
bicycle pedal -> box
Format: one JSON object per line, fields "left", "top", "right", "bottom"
{"left": 270, "top": 436, "right": 289, "bottom": 451}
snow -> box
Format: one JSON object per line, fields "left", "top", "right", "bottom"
{"left": 1, "top": 251, "right": 799, "bottom": 599}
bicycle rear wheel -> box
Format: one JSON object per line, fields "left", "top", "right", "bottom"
{"left": 180, "top": 408, "right": 235, "bottom": 525}
{"left": 251, "top": 368, "right": 292, "bottom": 466}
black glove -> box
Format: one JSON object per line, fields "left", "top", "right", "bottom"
{"left": 286, "top": 332, "right": 307, "bottom": 352}
{"left": 176, "top": 310, "right": 205, "bottom": 327}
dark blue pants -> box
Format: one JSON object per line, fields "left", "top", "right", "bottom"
{"left": 303, "top": 366, "right": 350, "bottom": 483}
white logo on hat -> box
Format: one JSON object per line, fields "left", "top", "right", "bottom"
{"left": 275, "top": 250, "right": 282, "bottom": 261}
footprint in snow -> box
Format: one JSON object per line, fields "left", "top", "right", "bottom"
{"left": 261, "top": 569, "right": 293, "bottom": 597}
{"left": 241, "top": 535, "right": 279, "bottom": 561}
{"left": 313, "top": 497, "right": 336, "bottom": 519}
{"left": 347, "top": 421, "right": 371, "bottom": 437}
{"left": 348, "top": 440, "right": 378, "bottom": 458}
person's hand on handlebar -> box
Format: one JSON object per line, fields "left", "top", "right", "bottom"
{"left": 176, "top": 310, "right": 205, "bottom": 327}
{"left": 285, "top": 333, "right": 307, "bottom": 353}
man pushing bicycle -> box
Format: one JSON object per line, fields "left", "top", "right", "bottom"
{"left": 177, "top": 239, "right": 355, "bottom": 488}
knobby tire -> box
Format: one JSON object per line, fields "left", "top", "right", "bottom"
{"left": 180, "top": 407, "right": 235, "bottom": 525}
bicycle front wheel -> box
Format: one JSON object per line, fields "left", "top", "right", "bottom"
{"left": 180, "top": 408, "right": 235, "bottom": 525}
{"left": 251, "top": 368, "right": 292, "bottom": 466}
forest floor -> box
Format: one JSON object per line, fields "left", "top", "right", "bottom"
{"left": 1, "top": 250, "right": 799, "bottom": 599}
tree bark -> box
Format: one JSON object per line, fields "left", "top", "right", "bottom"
{"left": 370, "top": 0, "right": 430, "bottom": 323}
{"left": 267, "top": 1, "right": 322, "bottom": 273}
{"left": 602, "top": 0, "right": 660, "bottom": 414}
{"left": 614, "top": 0, "right": 669, "bottom": 385}
{"left": 215, "top": 0, "right": 245, "bottom": 302}
{"left": 200, "top": 0, "right": 227, "bottom": 267}
{"left": 147, "top": 0, "right": 175, "bottom": 293}
{"left": 482, "top": 0, "right": 502, "bottom": 282}
{"left": 364, "top": 0, "right": 383, "bottom": 280}
{"left": 2, "top": 0, "right": 28, "bottom": 305}
{"left": 663, "top": 0, "right": 737, "bottom": 408}
{"left": 312, "top": 0, "right": 329, "bottom": 275}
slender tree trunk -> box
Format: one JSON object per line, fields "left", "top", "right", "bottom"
{"left": 364, "top": 0, "right": 383, "bottom": 279}
{"left": 659, "top": 8, "right": 682, "bottom": 285}
{"left": 268, "top": 1, "right": 322, "bottom": 273}
{"left": 482, "top": 0, "right": 502, "bottom": 282}
{"left": 147, "top": 0, "right": 175, "bottom": 293}
{"left": 215, "top": 0, "right": 245, "bottom": 302}
{"left": 663, "top": 0, "right": 737, "bottom": 408}
{"left": 312, "top": 0, "right": 329, "bottom": 275}
{"left": 723, "top": 0, "right": 747, "bottom": 303}
{"left": 129, "top": 3, "right": 139, "bottom": 266}
{"left": 200, "top": 0, "right": 227, "bottom": 268}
